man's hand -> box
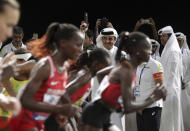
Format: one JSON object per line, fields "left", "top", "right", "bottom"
{"left": 148, "top": 17, "right": 156, "bottom": 26}
{"left": 151, "top": 86, "right": 167, "bottom": 101}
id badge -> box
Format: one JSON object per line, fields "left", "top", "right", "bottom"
{"left": 134, "top": 86, "right": 140, "bottom": 97}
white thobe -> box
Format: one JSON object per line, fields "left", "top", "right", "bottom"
{"left": 181, "top": 49, "right": 190, "bottom": 131}
{"left": 159, "top": 33, "right": 184, "bottom": 131}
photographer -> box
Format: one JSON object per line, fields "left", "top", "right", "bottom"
{"left": 80, "top": 21, "right": 96, "bottom": 51}
{"left": 95, "top": 17, "right": 114, "bottom": 40}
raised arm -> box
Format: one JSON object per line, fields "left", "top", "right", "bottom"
{"left": 133, "top": 18, "right": 159, "bottom": 41}
{"left": 148, "top": 18, "right": 159, "bottom": 41}
{"left": 133, "top": 18, "right": 144, "bottom": 31}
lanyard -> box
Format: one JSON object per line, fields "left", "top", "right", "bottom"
{"left": 152, "top": 54, "right": 156, "bottom": 60}
{"left": 154, "top": 54, "right": 156, "bottom": 60}
{"left": 182, "top": 48, "right": 184, "bottom": 54}
{"left": 138, "top": 65, "right": 146, "bottom": 85}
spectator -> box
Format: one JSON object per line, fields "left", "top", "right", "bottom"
{"left": 96, "top": 27, "right": 118, "bottom": 65}
{"left": 135, "top": 56, "right": 164, "bottom": 131}
{"left": 0, "top": 26, "right": 26, "bottom": 57}
{"left": 150, "top": 39, "right": 161, "bottom": 61}
{"left": 158, "top": 26, "right": 183, "bottom": 131}
{"left": 175, "top": 32, "right": 190, "bottom": 131}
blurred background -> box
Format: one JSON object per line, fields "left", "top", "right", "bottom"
{"left": 17, "top": 0, "right": 189, "bottom": 47}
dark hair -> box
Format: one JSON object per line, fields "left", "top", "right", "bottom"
{"left": 27, "top": 22, "right": 80, "bottom": 58}
{"left": 13, "top": 26, "right": 24, "bottom": 34}
{"left": 115, "top": 31, "right": 148, "bottom": 61}
{"left": 69, "top": 48, "right": 110, "bottom": 71}
{"left": 45, "top": 23, "right": 79, "bottom": 50}
{"left": 0, "top": 0, "right": 19, "bottom": 13}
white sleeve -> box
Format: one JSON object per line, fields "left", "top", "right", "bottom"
{"left": 166, "top": 52, "right": 182, "bottom": 89}
{"left": 152, "top": 60, "right": 164, "bottom": 74}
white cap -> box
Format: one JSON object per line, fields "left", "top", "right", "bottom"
{"left": 100, "top": 28, "right": 118, "bottom": 38}
{"left": 150, "top": 39, "right": 160, "bottom": 46}
{"left": 158, "top": 26, "right": 174, "bottom": 35}
{"left": 175, "top": 32, "right": 189, "bottom": 50}
{"left": 175, "top": 32, "right": 185, "bottom": 39}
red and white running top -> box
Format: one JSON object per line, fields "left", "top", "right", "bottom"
{"left": 94, "top": 73, "right": 136, "bottom": 108}
{"left": 25, "top": 56, "right": 68, "bottom": 122}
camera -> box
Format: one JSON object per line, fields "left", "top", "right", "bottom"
{"left": 100, "top": 17, "right": 109, "bottom": 25}
{"left": 99, "top": 17, "right": 109, "bottom": 29}
{"left": 97, "top": 17, "right": 110, "bottom": 34}
{"left": 81, "top": 25, "right": 86, "bottom": 30}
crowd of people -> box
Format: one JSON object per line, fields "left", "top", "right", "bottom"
{"left": 0, "top": 0, "right": 189, "bottom": 131}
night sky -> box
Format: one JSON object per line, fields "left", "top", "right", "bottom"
{"left": 18, "top": 0, "right": 189, "bottom": 47}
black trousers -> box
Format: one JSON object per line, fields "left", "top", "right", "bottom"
{"left": 136, "top": 107, "right": 162, "bottom": 131}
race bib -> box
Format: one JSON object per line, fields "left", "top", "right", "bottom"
{"left": 43, "top": 94, "right": 60, "bottom": 105}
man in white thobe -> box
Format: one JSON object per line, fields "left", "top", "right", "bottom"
{"left": 158, "top": 26, "right": 184, "bottom": 131}
{"left": 175, "top": 32, "right": 190, "bottom": 131}
{"left": 150, "top": 39, "right": 161, "bottom": 62}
